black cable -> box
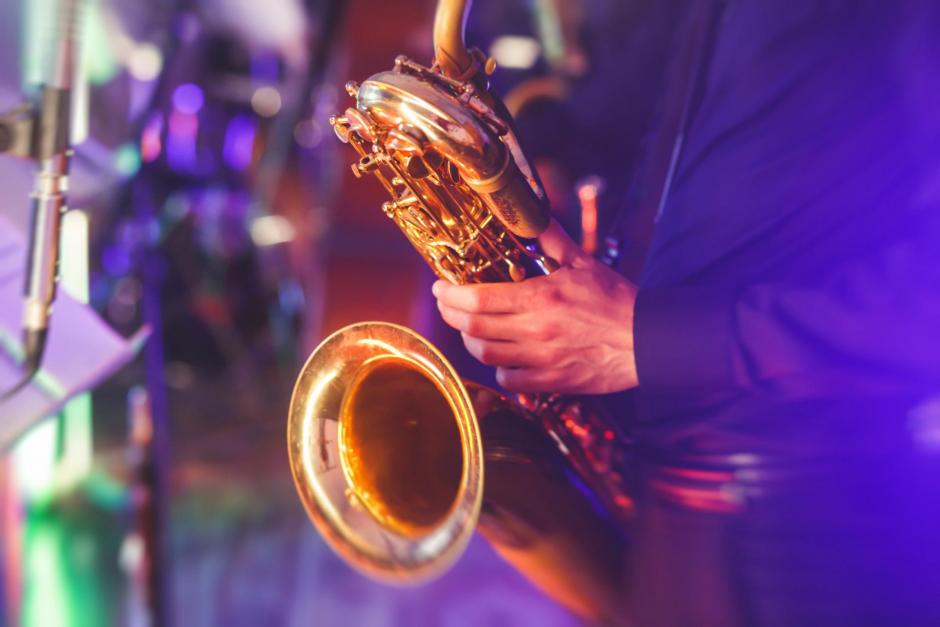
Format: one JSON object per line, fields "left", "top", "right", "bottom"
{"left": 0, "top": 328, "right": 46, "bottom": 399}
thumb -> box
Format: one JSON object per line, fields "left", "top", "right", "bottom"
{"left": 537, "top": 219, "right": 588, "bottom": 267}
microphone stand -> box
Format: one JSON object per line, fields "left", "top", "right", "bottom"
{"left": 0, "top": 0, "right": 82, "bottom": 399}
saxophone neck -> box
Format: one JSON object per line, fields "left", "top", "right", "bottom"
{"left": 433, "top": 0, "right": 475, "bottom": 80}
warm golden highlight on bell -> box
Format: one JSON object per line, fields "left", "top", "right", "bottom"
{"left": 287, "top": 322, "right": 484, "bottom": 585}
{"left": 289, "top": 322, "right": 630, "bottom": 620}
{"left": 339, "top": 357, "right": 464, "bottom": 538}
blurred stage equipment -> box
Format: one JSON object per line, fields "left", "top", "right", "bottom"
{"left": 287, "top": 0, "right": 632, "bottom": 620}
{"left": 0, "top": 0, "right": 83, "bottom": 398}
{"left": 0, "top": 217, "right": 145, "bottom": 447}
{"left": 576, "top": 176, "right": 605, "bottom": 256}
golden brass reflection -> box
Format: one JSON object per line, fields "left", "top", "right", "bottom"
{"left": 339, "top": 357, "right": 464, "bottom": 538}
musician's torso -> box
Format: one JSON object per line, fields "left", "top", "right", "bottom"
{"left": 629, "top": 0, "right": 938, "bottom": 456}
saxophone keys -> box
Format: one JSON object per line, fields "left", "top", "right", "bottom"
{"left": 386, "top": 124, "right": 427, "bottom": 156}
{"left": 353, "top": 154, "right": 380, "bottom": 178}
{"left": 422, "top": 149, "right": 444, "bottom": 171}
{"left": 344, "top": 107, "right": 376, "bottom": 143}
{"left": 382, "top": 192, "right": 420, "bottom": 217}
{"left": 330, "top": 115, "right": 351, "bottom": 143}
{"left": 506, "top": 261, "right": 526, "bottom": 282}
{"left": 403, "top": 156, "right": 430, "bottom": 179}
{"left": 386, "top": 130, "right": 424, "bottom": 155}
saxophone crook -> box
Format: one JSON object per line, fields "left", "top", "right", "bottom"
{"left": 433, "top": 0, "right": 475, "bottom": 80}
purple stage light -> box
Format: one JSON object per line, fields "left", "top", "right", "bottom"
{"left": 172, "top": 83, "right": 205, "bottom": 115}
{"left": 167, "top": 111, "right": 199, "bottom": 172}
{"left": 101, "top": 244, "right": 132, "bottom": 278}
{"left": 223, "top": 115, "right": 257, "bottom": 171}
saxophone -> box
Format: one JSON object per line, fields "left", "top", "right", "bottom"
{"left": 287, "top": 0, "right": 634, "bottom": 620}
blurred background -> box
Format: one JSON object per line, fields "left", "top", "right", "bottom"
{"left": 0, "top": 0, "right": 681, "bottom": 624}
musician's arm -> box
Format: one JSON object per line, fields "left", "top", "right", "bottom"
{"left": 634, "top": 206, "right": 940, "bottom": 398}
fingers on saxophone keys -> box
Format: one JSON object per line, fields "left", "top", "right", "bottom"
{"left": 432, "top": 280, "right": 525, "bottom": 313}
{"left": 537, "top": 218, "right": 588, "bottom": 267}
{"left": 461, "top": 333, "right": 551, "bottom": 368}
{"left": 437, "top": 303, "right": 514, "bottom": 340}
{"left": 436, "top": 302, "right": 470, "bottom": 333}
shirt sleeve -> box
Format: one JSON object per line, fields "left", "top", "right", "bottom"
{"left": 633, "top": 202, "right": 940, "bottom": 399}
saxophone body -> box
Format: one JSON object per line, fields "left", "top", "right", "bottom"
{"left": 332, "top": 56, "right": 554, "bottom": 284}
{"left": 288, "top": 0, "right": 634, "bottom": 620}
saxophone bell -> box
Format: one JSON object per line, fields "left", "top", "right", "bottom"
{"left": 288, "top": 323, "right": 628, "bottom": 620}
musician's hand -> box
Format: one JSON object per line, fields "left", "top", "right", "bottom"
{"left": 433, "top": 220, "right": 639, "bottom": 394}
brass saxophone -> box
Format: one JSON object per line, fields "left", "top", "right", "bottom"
{"left": 288, "top": 0, "right": 634, "bottom": 620}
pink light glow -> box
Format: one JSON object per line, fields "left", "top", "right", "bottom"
{"left": 140, "top": 113, "right": 163, "bottom": 163}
